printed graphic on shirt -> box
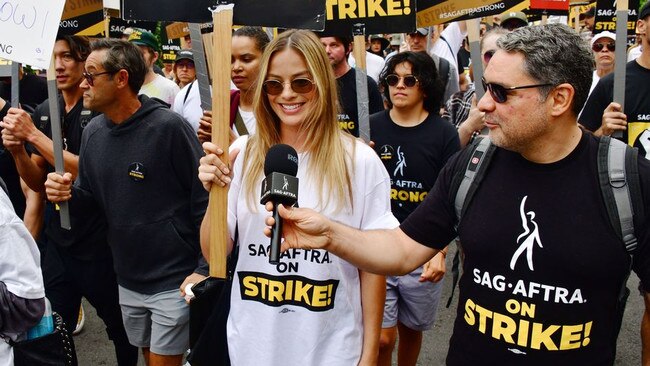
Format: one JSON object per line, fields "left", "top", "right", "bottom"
{"left": 393, "top": 146, "right": 407, "bottom": 177}
{"left": 510, "top": 196, "right": 543, "bottom": 271}
{"left": 338, "top": 113, "right": 356, "bottom": 135}
{"left": 463, "top": 195, "right": 591, "bottom": 354}
{"left": 381, "top": 145, "right": 428, "bottom": 206}
{"left": 238, "top": 271, "right": 339, "bottom": 312}
{"left": 629, "top": 122, "right": 650, "bottom": 159}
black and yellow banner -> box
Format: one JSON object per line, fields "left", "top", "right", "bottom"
{"left": 323, "top": 0, "right": 416, "bottom": 35}
{"left": 107, "top": 18, "right": 157, "bottom": 39}
{"left": 594, "top": 0, "right": 639, "bottom": 46}
{"left": 59, "top": 0, "right": 104, "bottom": 36}
{"left": 238, "top": 271, "right": 340, "bottom": 312}
{"left": 417, "top": 0, "right": 527, "bottom": 26}
{"left": 122, "top": 0, "right": 325, "bottom": 30}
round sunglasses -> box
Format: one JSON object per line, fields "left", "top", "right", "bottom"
{"left": 481, "top": 77, "right": 553, "bottom": 103}
{"left": 385, "top": 74, "right": 419, "bottom": 88}
{"left": 262, "top": 78, "right": 315, "bottom": 95}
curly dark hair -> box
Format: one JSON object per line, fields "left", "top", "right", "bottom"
{"left": 379, "top": 51, "right": 444, "bottom": 113}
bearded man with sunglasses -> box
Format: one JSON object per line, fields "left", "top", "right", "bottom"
{"left": 44, "top": 39, "right": 207, "bottom": 366}
{"left": 265, "top": 24, "right": 650, "bottom": 366}
{"left": 580, "top": 2, "right": 650, "bottom": 157}
{"left": 0, "top": 34, "right": 138, "bottom": 365}
{"left": 371, "top": 51, "right": 459, "bottom": 366}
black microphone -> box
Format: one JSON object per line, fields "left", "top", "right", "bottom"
{"left": 260, "top": 144, "right": 299, "bottom": 264}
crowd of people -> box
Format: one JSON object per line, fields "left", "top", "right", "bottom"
{"left": 0, "top": 2, "right": 649, "bottom": 365}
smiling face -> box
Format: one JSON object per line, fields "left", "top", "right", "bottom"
{"left": 231, "top": 35, "right": 264, "bottom": 92}
{"left": 53, "top": 39, "right": 85, "bottom": 92}
{"left": 264, "top": 48, "right": 316, "bottom": 135}
{"left": 478, "top": 50, "right": 551, "bottom": 153}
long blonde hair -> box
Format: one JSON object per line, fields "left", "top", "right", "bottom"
{"left": 242, "top": 29, "right": 354, "bottom": 212}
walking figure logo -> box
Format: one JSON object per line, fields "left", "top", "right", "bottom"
{"left": 282, "top": 176, "right": 289, "bottom": 190}
{"left": 509, "top": 196, "right": 543, "bottom": 271}
{"left": 394, "top": 146, "right": 406, "bottom": 177}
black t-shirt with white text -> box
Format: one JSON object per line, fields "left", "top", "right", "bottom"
{"left": 337, "top": 68, "right": 384, "bottom": 137}
{"left": 401, "top": 132, "right": 650, "bottom": 365}
{"left": 371, "top": 110, "right": 459, "bottom": 222}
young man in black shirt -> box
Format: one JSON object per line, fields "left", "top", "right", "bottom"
{"left": 371, "top": 51, "right": 459, "bottom": 366}
{"left": 319, "top": 35, "right": 384, "bottom": 137}
{"left": 266, "top": 24, "right": 650, "bottom": 366}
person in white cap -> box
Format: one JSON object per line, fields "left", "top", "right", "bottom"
{"left": 589, "top": 31, "right": 616, "bottom": 95}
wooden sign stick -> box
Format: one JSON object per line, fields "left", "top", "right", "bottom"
{"left": 208, "top": 3, "right": 234, "bottom": 279}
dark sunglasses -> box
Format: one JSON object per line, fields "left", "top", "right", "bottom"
{"left": 175, "top": 61, "right": 195, "bottom": 69}
{"left": 482, "top": 50, "right": 495, "bottom": 65}
{"left": 481, "top": 77, "right": 553, "bottom": 103}
{"left": 262, "top": 78, "right": 315, "bottom": 95}
{"left": 385, "top": 74, "right": 419, "bottom": 88}
{"left": 82, "top": 70, "right": 115, "bottom": 86}
{"left": 592, "top": 42, "right": 615, "bottom": 52}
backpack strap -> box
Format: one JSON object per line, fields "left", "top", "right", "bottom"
{"left": 597, "top": 136, "right": 644, "bottom": 346}
{"left": 597, "top": 136, "right": 639, "bottom": 253}
{"left": 446, "top": 137, "right": 496, "bottom": 307}
{"left": 454, "top": 137, "right": 495, "bottom": 227}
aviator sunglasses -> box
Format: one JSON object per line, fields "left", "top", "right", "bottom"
{"left": 82, "top": 70, "right": 115, "bottom": 86}
{"left": 262, "top": 78, "right": 315, "bottom": 95}
{"left": 592, "top": 42, "right": 615, "bottom": 52}
{"left": 482, "top": 77, "right": 553, "bottom": 103}
{"left": 385, "top": 74, "right": 419, "bottom": 88}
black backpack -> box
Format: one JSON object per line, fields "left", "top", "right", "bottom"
{"left": 446, "top": 136, "right": 643, "bottom": 342}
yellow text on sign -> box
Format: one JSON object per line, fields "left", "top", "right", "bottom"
{"left": 326, "top": 0, "right": 412, "bottom": 19}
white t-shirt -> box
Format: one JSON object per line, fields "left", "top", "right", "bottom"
{"left": 628, "top": 45, "right": 643, "bottom": 61}
{"left": 233, "top": 107, "right": 256, "bottom": 137}
{"left": 226, "top": 136, "right": 398, "bottom": 366}
{"left": 430, "top": 22, "right": 467, "bottom": 72}
{"left": 589, "top": 70, "right": 600, "bottom": 95}
{"left": 139, "top": 74, "right": 180, "bottom": 106}
{"left": 173, "top": 80, "right": 202, "bottom": 133}
{"left": 0, "top": 190, "right": 45, "bottom": 366}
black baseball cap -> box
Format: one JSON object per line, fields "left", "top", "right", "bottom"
{"left": 175, "top": 49, "right": 194, "bottom": 62}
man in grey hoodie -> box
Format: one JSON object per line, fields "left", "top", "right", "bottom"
{"left": 44, "top": 39, "right": 207, "bottom": 366}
